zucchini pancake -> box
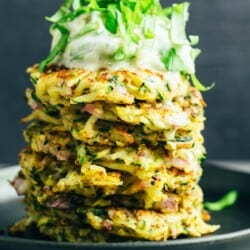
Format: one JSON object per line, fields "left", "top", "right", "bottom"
{"left": 11, "top": 0, "right": 219, "bottom": 242}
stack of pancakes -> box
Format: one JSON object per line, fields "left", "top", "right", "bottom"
{"left": 10, "top": 65, "right": 219, "bottom": 241}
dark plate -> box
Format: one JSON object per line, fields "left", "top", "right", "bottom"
{"left": 0, "top": 162, "right": 249, "bottom": 250}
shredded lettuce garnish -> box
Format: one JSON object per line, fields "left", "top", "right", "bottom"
{"left": 161, "top": 48, "right": 186, "bottom": 72}
{"left": 45, "top": 0, "right": 73, "bottom": 23}
{"left": 189, "top": 35, "right": 199, "bottom": 46}
{"left": 170, "top": 2, "right": 189, "bottom": 45}
{"left": 204, "top": 190, "right": 238, "bottom": 212}
{"left": 160, "top": 2, "right": 213, "bottom": 91}
{"left": 191, "top": 74, "right": 215, "bottom": 92}
{"left": 144, "top": 28, "right": 155, "bottom": 39}
{"left": 40, "top": 0, "right": 166, "bottom": 71}
{"left": 105, "top": 4, "right": 118, "bottom": 34}
{"left": 69, "top": 22, "right": 99, "bottom": 41}
{"left": 38, "top": 0, "right": 213, "bottom": 91}
{"left": 72, "top": 0, "right": 85, "bottom": 10}
{"left": 39, "top": 24, "right": 69, "bottom": 72}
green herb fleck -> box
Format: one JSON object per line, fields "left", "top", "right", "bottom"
{"left": 99, "top": 125, "right": 111, "bottom": 132}
{"left": 131, "top": 162, "right": 141, "bottom": 167}
{"left": 139, "top": 82, "right": 148, "bottom": 93}
{"left": 30, "top": 77, "right": 38, "bottom": 86}
{"left": 198, "top": 154, "right": 207, "bottom": 164}
{"left": 140, "top": 220, "right": 147, "bottom": 229}
{"left": 31, "top": 90, "right": 40, "bottom": 102}
{"left": 170, "top": 136, "right": 192, "bottom": 143}
{"left": 107, "top": 85, "right": 114, "bottom": 92}
{"left": 92, "top": 208, "right": 107, "bottom": 217}
{"left": 89, "top": 154, "right": 97, "bottom": 162}
{"left": 77, "top": 145, "right": 86, "bottom": 165}
{"left": 157, "top": 92, "right": 164, "bottom": 101}
{"left": 78, "top": 155, "right": 85, "bottom": 165}
{"left": 166, "top": 83, "right": 171, "bottom": 91}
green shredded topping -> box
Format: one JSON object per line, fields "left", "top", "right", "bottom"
{"left": 189, "top": 35, "right": 199, "bottom": 46}
{"left": 170, "top": 2, "right": 189, "bottom": 45}
{"left": 161, "top": 48, "right": 186, "bottom": 72}
{"left": 40, "top": 0, "right": 167, "bottom": 71}
{"left": 144, "top": 28, "right": 155, "bottom": 39}
{"left": 105, "top": 4, "right": 118, "bottom": 34}
{"left": 38, "top": 0, "right": 213, "bottom": 91}
{"left": 204, "top": 190, "right": 238, "bottom": 212}
{"left": 39, "top": 24, "right": 69, "bottom": 72}
{"left": 45, "top": 0, "right": 73, "bottom": 23}
{"left": 190, "top": 74, "right": 215, "bottom": 92}
{"left": 69, "top": 22, "right": 99, "bottom": 41}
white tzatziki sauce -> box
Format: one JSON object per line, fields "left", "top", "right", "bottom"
{"left": 51, "top": 11, "right": 195, "bottom": 74}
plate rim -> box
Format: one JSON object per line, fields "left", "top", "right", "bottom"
{"left": 0, "top": 229, "right": 249, "bottom": 247}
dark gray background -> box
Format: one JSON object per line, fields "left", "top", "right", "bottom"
{"left": 0, "top": 0, "right": 249, "bottom": 163}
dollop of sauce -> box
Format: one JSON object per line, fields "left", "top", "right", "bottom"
{"left": 51, "top": 11, "right": 195, "bottom": 73}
